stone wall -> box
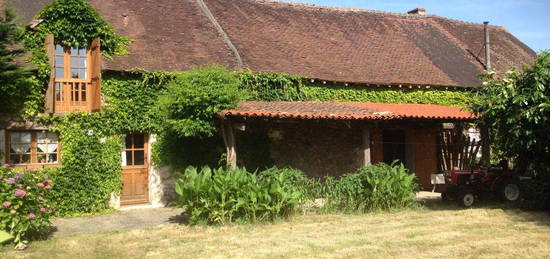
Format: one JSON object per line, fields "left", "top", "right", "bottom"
{"left": 237, "top": 119, "right": 441, "bottom": 190}
{"left": 238, "top": 119, "right": 363, "bottom": 178}
{"left": 148, "top": 135, "right": 177, "bottom": 207}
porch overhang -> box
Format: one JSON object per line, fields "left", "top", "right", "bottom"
{"left": 219, "top": 101, "right": 479, "bottom": 122}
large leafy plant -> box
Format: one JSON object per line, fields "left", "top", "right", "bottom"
{"left": 0, "top": 166, "right": 54, "bottom": 249}
{"left": 318, "top": 162, "right": 419, "bottom": 212}
{"left": 174, "top": 166, "right": 300, "bottom": 225}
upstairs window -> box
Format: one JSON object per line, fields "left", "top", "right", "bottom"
{"left": 53, "top": 45, "right": 90, "bottom": 111}
{"left": 54, "top": 45, "right": 88, "bottom": 80}
{"left": 44, "top": 35, "right": 101, "bottom": 114}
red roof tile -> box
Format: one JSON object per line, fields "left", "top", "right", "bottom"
{"left": 221, "top": 101, "right": 478, "bottom": 121}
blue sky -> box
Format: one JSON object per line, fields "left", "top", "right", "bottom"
{"left": 291, "top": 0, "right": 550, "bottom": 52}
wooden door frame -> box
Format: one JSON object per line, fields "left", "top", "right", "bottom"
{"left": 120, "top": 133, "right": 150, "bottom": 206}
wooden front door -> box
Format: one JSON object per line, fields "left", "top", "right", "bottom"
{"left": 121, "top": 133, "right": 149, "bottom": 205}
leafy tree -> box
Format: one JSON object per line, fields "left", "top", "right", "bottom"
{"left": 471, "top": 52, "right": 549, "bottom": 173}
{"left": 0, "top": 9, "right": 35, "bottom": 114}
{"left": 157, "top": 66, "right": 245, "bottom": 137}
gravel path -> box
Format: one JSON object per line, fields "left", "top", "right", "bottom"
{"left": 51, "top": 207, "right": 183, "bottom": 237}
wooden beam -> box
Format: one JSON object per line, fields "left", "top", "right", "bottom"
{"left": 362, "top": 126, "right": 371, "bottom": 167}
{"left": 222, "top": 120, "right": 237, "bottom": 169}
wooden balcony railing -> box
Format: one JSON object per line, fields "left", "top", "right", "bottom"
{"left": 53, "top": 78, "right": 93, "bottom": 114}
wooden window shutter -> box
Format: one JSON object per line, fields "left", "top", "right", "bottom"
{"left": 90, "top": 37, "right": 102, "bottom": 112}
{"left": 44, "top": 34, "right": 55, "bottom": 114}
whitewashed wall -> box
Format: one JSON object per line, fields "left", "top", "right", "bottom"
{"left": 148, "top": 134, "right": 176, "bottom": 207}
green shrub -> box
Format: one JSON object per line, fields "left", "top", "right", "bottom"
{"left": 258, "top": 167, "right": 318, "bottom": 201}
{"left": 0, "top": 166, "right": 54, "bottom": 249}
{"left": 157, "top": 66, "right": 245, "bottom": 137}
{"left": 174, "top": 166, "right": 300, "bottom": 225}
{"left": 360, "top": 162, "right": 419, "bottom": 210}
{"left": 320, "top": 162, "right": 420, "bottom": 212}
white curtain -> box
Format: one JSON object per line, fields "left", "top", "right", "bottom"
{"left": 10, "top": 144, "right": 31, "bottom": 153}
{"left": 37, "top": 143, "right": 58, "bottom": 153}
{"left": 121, "top": 151, "right": 127, "bottom": 166}
{"left": 37, "top": 132, "right": 58, "bottom": 153}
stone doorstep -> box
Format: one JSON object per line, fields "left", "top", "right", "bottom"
{"left": 119, "top": 203, "right": 166, "bottom": 211}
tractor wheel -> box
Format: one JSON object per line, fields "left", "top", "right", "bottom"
{"left": 498, "top": 180, "right": 521, "bottom": 202}
{"left": 441, "top": 192, "right": 449, "bottom": 201}
{"left": 457, "top": 189, "right": 476, "bottom": 207}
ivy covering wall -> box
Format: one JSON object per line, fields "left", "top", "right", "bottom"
{"left": 303, "top": 83, "right": 472, "bottom": 107}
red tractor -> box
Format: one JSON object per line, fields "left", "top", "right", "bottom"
{"left": 441, "top": 161, "right": 522, "bottom": 207}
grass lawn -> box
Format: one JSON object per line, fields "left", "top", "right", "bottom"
{"left": 2, "top": 200, "right": 550, "bottom": 258}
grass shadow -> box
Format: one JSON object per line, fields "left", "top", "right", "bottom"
{"left": 168, "top": 213, "right": 190, "bottom": 225}
{"left": 420, "top": 195, "right": 550, "bottom": 227}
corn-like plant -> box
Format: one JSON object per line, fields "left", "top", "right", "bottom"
{"left": 174, "top": 166, "right": 300, "bottom": 225}
{"left": 320, "top": 162, "right": 420, "bottom": 212}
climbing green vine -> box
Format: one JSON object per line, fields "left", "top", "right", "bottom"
{"left": 302, "top": 83, "right": 472, "bottom": 107}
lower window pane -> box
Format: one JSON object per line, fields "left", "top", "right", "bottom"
{"left": 10, "top": 155, "right": 20, "bottom": 164}
{"left": 81, "top": 83, "right": 87, "bottom": 102}
{"left": 37, "top": 154, "right": 47, "bottom": 163}
{"left": 126, "top": 151, "right": 133, "bottom": 166}
{"left": 21, "top": 154, "right": 30, "bottom": 164}
{"left": 55, "top": 82, "right": 64, "bottom": 101}
{"left": 48, "top": 154, "right": 58, "bottom": 163}
{"left": 134, "top": 150, "right": 145, "bottom": 165}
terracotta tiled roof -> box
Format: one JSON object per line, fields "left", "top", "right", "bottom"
{"left": 221, "top": 101, "right": 478, "bottom": 121}
{"left": 5, "top": 0, "right": 536, "bottom": 87}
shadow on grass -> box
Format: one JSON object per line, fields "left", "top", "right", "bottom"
{"left": 168, "top": 213, "right": 190, "bottom": 225}
{"left": 21, "top": 225, "right": 58, "bottom": 244}
{"left": 420, "top": 196, "right": 550, "bottom": 227}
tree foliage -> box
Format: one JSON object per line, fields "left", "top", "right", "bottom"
{"left": 471, "top": 52, "right": 550, "bottom": 172}
{"left": 0, "top": 9, "right": 40, "bottom": 114}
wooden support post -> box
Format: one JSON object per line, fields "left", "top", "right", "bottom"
{"left": 226, "top": 120, "right": 237, "bottom": 169}
{"left": 221, "top": 119, "right": 237, "bottom": 169}
{"left": 362, "top": 126, "right": 371, "bottom": 167}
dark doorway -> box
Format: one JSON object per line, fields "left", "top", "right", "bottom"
{"left": 383, "top": 130, "right": 407, "bottom": 166}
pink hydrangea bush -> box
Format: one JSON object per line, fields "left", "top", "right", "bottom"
{"left": 0, "top": 165, "right": 53, "bottom": 249}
